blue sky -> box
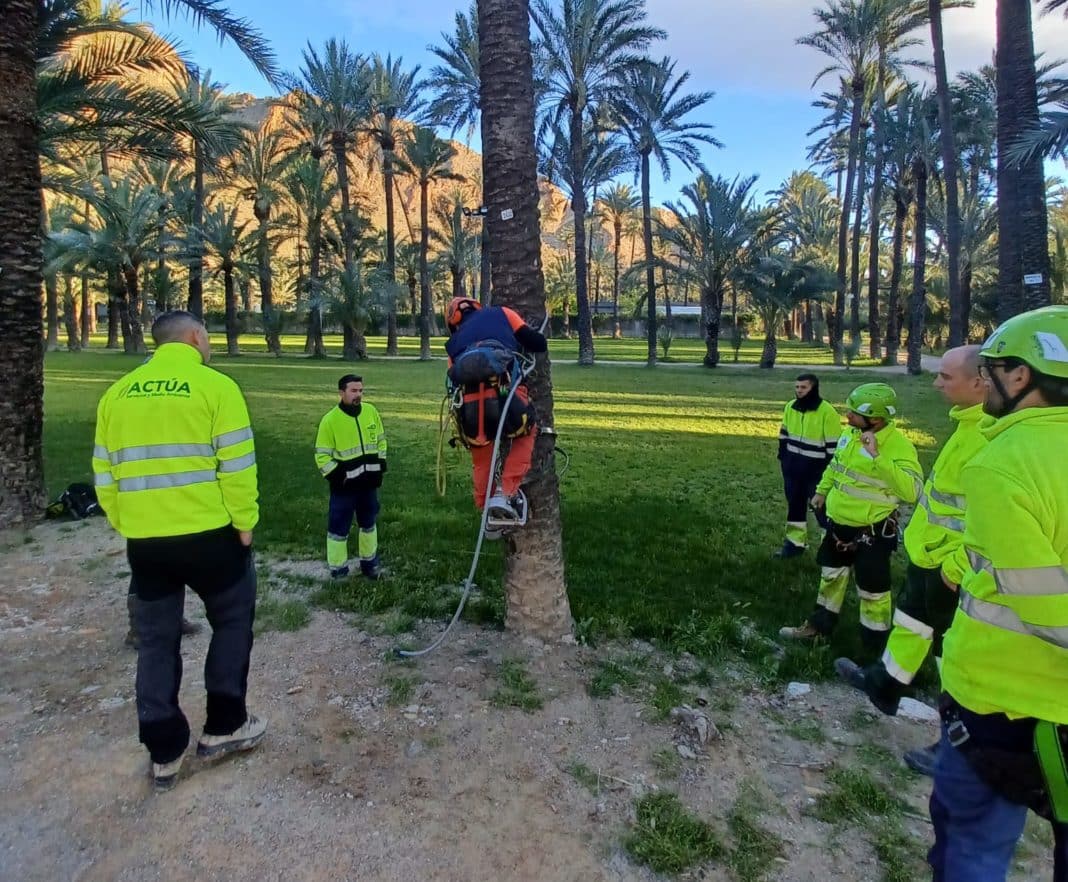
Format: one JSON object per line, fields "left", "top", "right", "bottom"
{"left": 156, "top": 0, "right": 1065, "bottom": 205}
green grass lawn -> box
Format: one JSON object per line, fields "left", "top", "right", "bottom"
{"left": 82, "top": 332, "right": 882, "bottom": 367}
{"left": 44, "top": 348, "right": 948, "bottom": 679}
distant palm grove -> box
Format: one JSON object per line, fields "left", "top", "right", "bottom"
{"left": 0, "top": 0, "right": 1066, "bottom": 528}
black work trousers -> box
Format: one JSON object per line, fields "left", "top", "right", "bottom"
{"left": 127, "top": 526, "right": 256, "bottom": 764}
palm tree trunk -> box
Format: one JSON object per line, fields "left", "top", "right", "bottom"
{"left": 849, "top": 122, "right": 869, "bottom": 344}
{"left": 640, "top": 152, "right": 657, "bottom": 366}
{"left": 478, "top": 0, "right": 572, "bottom": 640}
{"left": 62, "top": 275, "right": 80, "bottom": 351}
{"left": 479, "top": 223, "right": 491, "bottom": 304}
{"left": 866, "top": 51, "right": 888, "bottom": 359}
{"left": 451, "top": 265, "right": 464, "bottom": 299}
{"left": 761, "top": 327, "right": 777, "bottom": 368}
{"left": 961, "top": 263, "right": 973, "bottom": 341}
{"left": 704, "top": 279, "right": 723, "bottom": 366}
{"left": 188, "top": 145, "right": 205, "bottom": 319}
{"left": 256, "top": 218, "right": 281, "bottom": 356}
{"left": 334, "top": 134, "right": 363, "bottom": 360}
{"left": 79, "top": 271, "right": 91, "bottom": 347}
{"left": 122, "top": 264, "right": 147, "bottom": 354}
{"left": 44, "top": 274, "right": 60, "bottom": 352}
{"left": 803, "top": 299, "right": 814, "bottom": 343}
{"left": 995, "top": 0, "right": 1051, "bottom": 319}
{"left": 907, "top": 160, "right": 927, "bottom": 375}
{"left": 570, "top": 111, "right": 594, "bottom": 366}
{"left": 306, "top": 219, "right": 325, "bottom": 358}
{"left": 419, "top": 179, "right": 433, "bottom": 361}
{"left": 612, "top": 220, "right": 622, "bottom": 338}
{"left": 886, "top": 194, "right": 908, "bottom": 365}
{"left": 929, "top": 0, "right": 964, "bottom": 345}
{"left": 833, "top": 81, "right": 865, "bottom": 364}
{"left": 383, "top": 147, "right": 400, "bottom": 356}
{"left": 224, "top": 266, "right": 240, "bottom": 356}
{"left": 0, "top": 0, "right": 46, "bottom": 526}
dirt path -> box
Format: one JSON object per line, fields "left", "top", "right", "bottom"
{"left": 0, "top": 519, "right": 1051, "bottom": 882}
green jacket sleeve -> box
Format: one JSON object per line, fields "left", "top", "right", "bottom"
{"left": 91, "top": 391, "right": 119, "bottom": 532}
{"left": 871, "top": 437, "right": 923, "bottom": 505}
{"left": 315, "top": 413, "right": 337, "bottom": 476}
{"left": 212, "top": 378, "right": 259, "bottom": 531}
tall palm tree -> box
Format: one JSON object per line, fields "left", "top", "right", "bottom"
{"left": 477, "top": 0, "right": 572, "bottom": 639}
{"left": 428, "top": 4, "right": 491, "bottom": 303}
{"left": 284, "top": 155, "right": 334, "bottom": 358}
{"left": 597, "top": 182, "right": 640, "bottom": 336}
{"left": 231, "top": 124, "right": 291, "bottom": 356}
{"left": 613, "top": 56, "right": 719, "bottom": 365}
{"left": 432, "top": 191, "right": 481, "bottom": 300}
{"left": 0, "top": 0, "right": 277, "bottom": 527}
{"left": 196, "top": 202, "right": 253, "bottom": 355}
{"left": 177, "top": 74, "right": 247, "bottom": 319}
{"left": 660, "top": 174, "right": 765, "bottom": 367}
{"left": 395, "top": 126, "right": 464, "bottom": 360}
{"left": 798, "top": 0, "right": 880, "bottom": 363}
{"left": 50, "top": 176, "right": 166, "bottom": 355}
{"left": 995, "top": 0, "right": 1054, "bottom": 317}
{"left": 294, "top": 39, "right": 370, "bottom": 359}
{"left": 366, "top": 53, "right": 426, "bottom": 355}
{"left": 532, "top": 0, "right": 664, "bottom": 365}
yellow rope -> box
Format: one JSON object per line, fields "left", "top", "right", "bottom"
{"left": 435, "top": 394, "right": 453, "bottom": 497}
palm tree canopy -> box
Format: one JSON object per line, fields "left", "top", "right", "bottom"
{"left": 394, "top": 126, "right": 464, "bottom": 187}
{"left": 426, "top": 4, "right": 481, "bottom": 139}
{"left": 540, "top": 117, "right": 632, "bottom": 202}
{"left": 612, "top": 56, "right": 720, "bottom": 177}
{"left": 290, "top": 39, "right": 370, "bottom": 144}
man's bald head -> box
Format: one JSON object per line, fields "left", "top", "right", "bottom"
{"left": 934, "top": 344, "right": 984, "bottom": 407}
{"left": 151, "top": 310, "right": 211, "bottom": 363}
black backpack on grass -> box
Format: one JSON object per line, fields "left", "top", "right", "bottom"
{"left": 45, "top": 483, "right": 101, "bottom": 520}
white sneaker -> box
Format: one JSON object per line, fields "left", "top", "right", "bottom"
{"left": 196, "top": 714, "right": 267, "bottom": 759}
{"left": 152, "top": 755, "right": 184, "bottom": 791}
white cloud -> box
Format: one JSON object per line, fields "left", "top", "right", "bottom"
{"left": 647, "top": 0, "right": 1066, "bottom": 96}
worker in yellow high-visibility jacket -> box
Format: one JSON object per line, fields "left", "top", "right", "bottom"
{"left": 92, "top": 311, "right": 265, "bottom": 792}
{"left": 780, "top": 383, "right": 923, "bottom": 654}
{"left": 834, "top": 346, "right": 988, "bottom": 776}
{"left": 775, "top": 372, "right": 841, "bottom": 558}
{"left": 927, "top": 307, "right": 1068, "bottom": 880}
{"left": 314, "top": 374, "right": 388, "bottom": 579}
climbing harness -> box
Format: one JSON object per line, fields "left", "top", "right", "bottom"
{"left": 398, "top": 322, "right": 545, "bottom": 660}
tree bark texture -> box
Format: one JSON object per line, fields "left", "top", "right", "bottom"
{"left": 640, "top": 152, "right": 657, "bottom": 366}
{"left": 907, "top": 161, "right": 928, "bottom": 374}
{"left": 0, "top": 0, "right": 46, "bottom": 527}
{"left": 570, "top": 109, "right": 594, "bottom": 365}
{"left": 478, "top": 0, "right": 573, "bottom": 641}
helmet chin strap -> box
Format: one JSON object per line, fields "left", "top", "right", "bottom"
{"left": 987, "top": 369, "right": 1035, "bottom": 417}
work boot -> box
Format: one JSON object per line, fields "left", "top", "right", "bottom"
{"left": 485, "top": 493, "right": 517, "bottom": 521}
{"left": 903, "top": 742, "right": 940, "bottom": 778}
{"left": 152, "top": 755, "right": 184, "bottom": 792}
{"left": 196, "top": 714, "right": 267, "bottom": 759}
{"left": 360, "top": 555, "right": 381, "bottom": 580}
{"left": 774, "top": 541, "right": 806, "bottom": 559}
{"left": 329, "top": 565, "right": 350, "bottom": 580}
{"left": 779, "top": 621, "right": 821, "bottom": 641}
{"left": 834, "top": 657, "right": 900, "bottom": 716}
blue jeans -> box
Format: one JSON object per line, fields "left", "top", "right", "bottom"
{"left": 929, "top": 723, "right": 1068, "bottom": 881}
{"left": 327, "top": 488, "right": 379, "bottom": 538}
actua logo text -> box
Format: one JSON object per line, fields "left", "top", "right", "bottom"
{"left": 125, "top": 378, "right": 192, "bottom": 397}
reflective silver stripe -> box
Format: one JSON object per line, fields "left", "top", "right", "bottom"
{"left": 929, "top": 487, "right": 966, "bottom": 509}
{"left": 859, "top": 614, "right": 891, "bottom": 631}
{"left": 315, "top": 447, "right": 334, "bottom": 455}
{"left": 218, "top": 452, "right": 256, "bottom": 473}
{"left": 336, "top": 447, "right": 364, "bottom": 459}
{"left": 960, "top": 592, "right": 1068, "bottom": 649}
{"left": 117, "top": 469, "right": 217, "bottom": 492}
{"left": 834, "top": 481, "right": 898, "bottom": 504}
{"left": 327, "top": 532, "right": 348, "bottom": 543}
{"left": 364, "top": 463, "right": 381, "bottom": 472}
{"left": 786, "top": 444, "right": 826, "bottom": 459}
{"left": 857, "top": 589, "right": 889, "bottom": 601}
{"left": 109, "top": 443, "right": 214, "bottom": 465}
{"left": 93, "top": 444, "right": 110, "bottom": 461}
{"left": 320, "top": 461, "right": 338, "bottom": 475}
{"left": 94, "top": 472, "right": 114, "bottom": 487}
{"left": 919, "top": 497, "right": 965, "bottom": 532}
{"left": 969, "top": 550, "right": 1068, "bottom": 597}
{"left": 345, "top": 465, "right": 366, "bottom": 479}
{"left": 893, "top": 608, "right": 935, "bottom": 641}
{"left": 904, "top": 470, "right": 925, "bottom": 500}
{"left": 830, "top": 463, "right": 889, "bottom": 489}
{"left": 213, "top": 427, "right": 254, "bottom": 449}
{"left": 785, "top": 432, "right": 826, "bottom": 448}
{"left": 881, "top": 649, "right": 915, "bottom": 686}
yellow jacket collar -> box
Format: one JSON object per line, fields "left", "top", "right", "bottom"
{"left": 152, "top": 342, "right": 204, "bottom": 366}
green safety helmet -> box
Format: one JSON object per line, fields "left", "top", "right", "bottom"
{"left": 846, "top": 382, "right": 898, "bottom": 420}
{"left": 980, "top": 306, "right": 1068, "bottom": 379}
